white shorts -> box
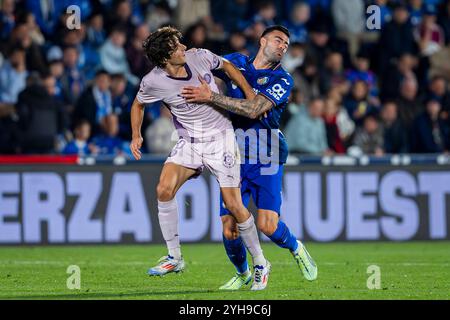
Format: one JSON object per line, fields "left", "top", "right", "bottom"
{"left": 165, "top": 132, "right": 241, "bottom": 188}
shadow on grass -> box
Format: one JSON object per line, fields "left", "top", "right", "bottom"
{"left": 6, "top": 289, "right": 219, "bottom": 300}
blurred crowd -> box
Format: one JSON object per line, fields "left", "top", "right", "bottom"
{"left": 0, "top": 0, "right": 449, "bottom": 157}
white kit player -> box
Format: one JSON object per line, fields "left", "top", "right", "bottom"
{"left": 129, "top": 27, "right": 272, "bottom": 290}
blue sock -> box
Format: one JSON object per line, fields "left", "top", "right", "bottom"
{"left": 268, "top": 220, "right": 299, "bottom": 252}
{"left": 223, "top": 234, "right": 249, "bottom": 274}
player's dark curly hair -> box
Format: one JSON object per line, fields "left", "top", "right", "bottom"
{"left": 142, "top": 26, "right": 182, "bottom": 68}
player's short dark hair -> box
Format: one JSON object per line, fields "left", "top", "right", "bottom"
{"left": 261, "top": 25, "right": 290, "bottom": 39}
{"left": 142, "top": 26, "right": 182, "bottom": 68}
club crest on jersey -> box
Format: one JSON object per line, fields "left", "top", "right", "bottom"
{"left": 257, "top": 77, "right": 269, "bottom": 85}
{"left": 203, "top": 73, "right": 212, "bottom": 84}
{"left": 223, "top": 152, "right": 236, "bottom": 168}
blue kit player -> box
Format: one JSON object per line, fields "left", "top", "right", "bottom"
{"left": 182, "top": 25, "right": 318, "bottom": 290}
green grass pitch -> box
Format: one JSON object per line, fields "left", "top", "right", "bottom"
{"left": 0, "top": 242, "right": 449, "bottom": 300}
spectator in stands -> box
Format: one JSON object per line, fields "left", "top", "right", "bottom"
{"left": 331, "top": 0, "right": 365, "bottom": 58}
{"left": 145, "top": 1, "right": 173, "bottom": 31}
{"left": 110, "top": 73, "right": 133, "bottom": 140}
{"left": 328, "top": 87, "right": 355, "bottom": 144}
{"left": 249, "top": 1, "right": 277, "bottom": 28}
{"left": 381, "top": 52, "right": 418, "bottom": 101}
{"left": 285, "top": 97, "right": 331, "bottom": 155}
{"left": 281, "top": 42, "right": 305, "bottom": 74}
{"left": 323, "top": 97, "right": 346, "bottom": 154}
{"left": 74, "top": 69, "right": 112, "bottom": 137}
{"left": 344, "top": 80, "right": 376, "bottom": 125}
{"left": 415, "top": 4, "right": 445, "bottom": 57}
{"left": 18, "top": 11, "right": 45, "bottom": 46}
{"left": 346, "top": 49, "right": 378, "bottom": 101}
{"left": 284, "top": 1, "right": 310, "bottom": 44}
{"left": 0, "top": 0, "right": 448, "bottom": 158}
{"left": 62, "top": 119, "right": 97, "bottom": 156}
{"left": 174, "top": 0, "right": 212, "bottom": 32}
{"left": 99, "top": 26, "right": 138, "bottom": 85}
{"left": 8, "top": 23, "right": 47, "bottom": 74}
{"left": 427, "top": 76, "right": 450, "bottom": 119}
{"left": 93, "top": 114, "right": 129, "bottom": 156}
{"left": 280, "top": 87, "right": 304, "bottom": 130}
{"left": 86, "top": 13, "right": 106, "bottom": 49}
{"left": 15, "top": 73, "right": 65, "bottom": 154}
{"left": 183, "top": 22, "right": 213, "bottom": 51}
{"left": 409, "top": 0, "right": 425, "bottom": 27}
{"left": 0, "top": 46, "right": 28, "bottom": 104}
{"left": 305, "top": 22, "right": 331, "bottom": 71}
{"left": 412, "top": 99, "right": 450, "bottom": 153}
{"left": 106, "top": 0, "right": 140, "bottom": 37}
{"left": 126, "top": 23, "right": 151, "bottom": 79}
{"left": 74, "top": 24, "right": 101, "bottom": 79}
{"left": 378, "top": 2, "right": 417, "bottom": 78}
{"left": 211, "top": 0, "right": 249, "bottom": 33}
{"left": 60, "top": 45, "right": 86, "bottom": 106}
{"left": 0, "top": 0, "right": 16, "bottom": 41}
{"left": 319, "top": 51, "right": 350, "bottom": 96}
{"left": 47, "top": 58, "right": 67, "bottom": 104}
{"left": 245, "top": 21, "right": 269, "bottom": 56}
{"left": 25, "top": 0, "right": 66, "bottom": 36}
{"left": 294, "top": 58, "right": 321, "bottom": 105}
{"left": 224, "top": 31, "right": 250, "bottom": 56}
{"left": 145, "top": 105, "right": 176, "bottom": 154}
{"left": 380, "top": 101, "right": 409, "bottom": 153}
{"left": 396, "top": 77, "right": 424, "bottom": 129}
{"left": 352, "top": 113, "right": 384, "bottom": 156}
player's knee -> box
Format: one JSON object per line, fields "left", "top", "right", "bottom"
{"left": 222, "top": 200, "right": 242, "bottom": 216}
{"left": 257, "top": 219, "right": 277, "bottom": 236}
{"left": 156, "top": 182, "right": 176, "bottom": 201}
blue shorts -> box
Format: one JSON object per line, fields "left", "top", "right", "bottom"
{"left": 220, "top": 162, "right": 284, "bottom": 216}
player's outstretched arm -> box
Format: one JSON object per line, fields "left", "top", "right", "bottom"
{"left": 221, "top": 59, "right": 256, "bottom": 100}
{"left": 182, "top": 77, "right": 273, "bottom": 120}
{"left": 130, "top": 98, "right": 145, "bottom": 160}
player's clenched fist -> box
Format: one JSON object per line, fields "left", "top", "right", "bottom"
{"left": 130, "top": 136, "right": 143, "bottom": 160}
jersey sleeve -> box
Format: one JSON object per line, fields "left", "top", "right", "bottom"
{"left": 212, "top": 53, "right": 244, "bottom": 81}
{"left": 136, "top": 75, "right": 161, "bottom": 105}
{"left": 196, "top": 48, "right": 223, "bottom": 71}
{"left": 259, "top": 74, "right": 294, "bottom": 107}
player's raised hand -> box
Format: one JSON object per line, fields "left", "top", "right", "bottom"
{"left": 181, "top": 75, "right": 212, "bottom": 103}
{"left": 130, "top": 136, "right": 143, "bottom": 160}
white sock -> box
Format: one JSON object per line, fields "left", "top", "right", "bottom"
{"left": 237, "top": 215, "right": 266, "bottom": 267}
{"left": 158, "top": 198, "right": 181, "bottom": 260}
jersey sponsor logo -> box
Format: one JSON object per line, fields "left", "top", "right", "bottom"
{"left": 223, "top": 152, "right": 236, "bottom": 168}
{"left": 257, "top": 77, "right": 269, "bottom": 85}
{"left": 267, "top": 83, "right": 287, "bottom": 101}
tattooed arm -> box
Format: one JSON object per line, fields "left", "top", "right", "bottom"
{"left": 210, "top": 92, "right": 272, "bottom": 119}
{"left": 182, "top": 76, "right": 273, "bottom": 119}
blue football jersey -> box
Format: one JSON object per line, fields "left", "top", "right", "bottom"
{"left": 214, "top": 52, "right": 293, "bottom": 164}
